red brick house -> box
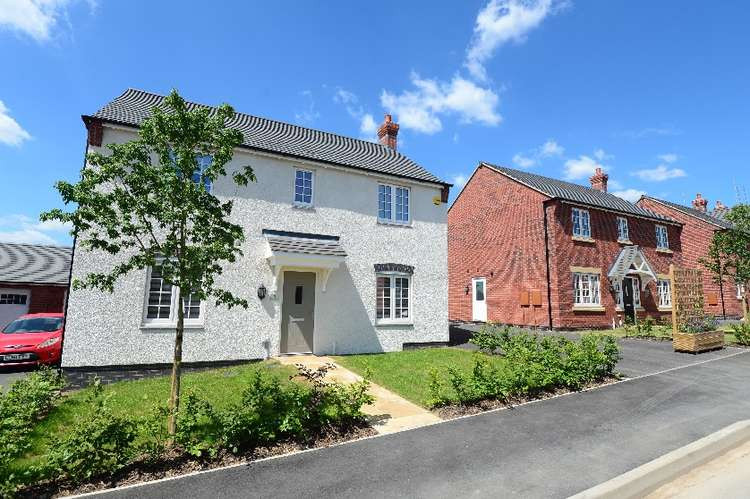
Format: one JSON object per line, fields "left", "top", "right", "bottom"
{"left": 638, "top": 194, "right": 745, "bottom": 319}
{"left": 0, "top": 242, "right": 72, "bottom": 328}
{"left": 448, "top": 163, "right": 683, "bottom": 329}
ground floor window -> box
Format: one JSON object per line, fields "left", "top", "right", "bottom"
{"left": 573, "top": 273, "right": 600, "bottom": 306}
{"left": 0, "top": 293, "right": 27, "bottom": 305}
{"left": 376, "top": 273, "right": 410, "bottom": 322}
{"left": 657, "top": 279, "right": 672, "bottom": 308}
{"left": 144, "top": 263, "right": 202, "bottom": 325}
{"left": 738, "top": 284, "right": 746, "bottom": 300}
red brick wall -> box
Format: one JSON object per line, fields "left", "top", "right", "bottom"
{"left": 448, "top": 165, "right": 685, "bottom": 329}
{"left": 638, "top": 198, "right": 744, "bottom": 318}
{"left": 549, "top": 202, "right": 681, "bottom": 328}
{"left": 0, "top": 283, "right": 67, "bottom": 314}
{"left": 448, "top": 165, "right": 551, "bottom": 326}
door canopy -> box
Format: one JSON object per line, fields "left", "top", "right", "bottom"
{"left": 607, "top": 245, "right": 658, "bottom": 290}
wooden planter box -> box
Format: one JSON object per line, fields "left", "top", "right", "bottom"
{"left": 673, "top": 331, "right": 725, "bottom": 353}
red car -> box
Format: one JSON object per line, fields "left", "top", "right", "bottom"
{"left": 0, "top": 313, "right": 64, "bottom": 368}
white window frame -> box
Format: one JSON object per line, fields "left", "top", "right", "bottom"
{"left": 142, "top": 262, "right": 205, "bottom": 328}
{"left": 617, "top": 217, "right": 630, "bottom": 242}
{"left": 573, "top": 273, "right": 601, "bottom": 306}
{"left": 375, "top": 272, "right": 412, "bottom": 325}
{"left": 655, "top": 225, "right": 669, "bottom": 250}
{"left": 572, "top": 207, "right": 592, "bottom": 239}
{"left": 614, "top": 280, "right": 623, "bottom": 309}
{"left": 378, "top": 183, "right": 411, "bottom": 225}
{"left": 738, "top": 284, "right": 746, "bottom": 300}
{"left": 293, "top": 168, "right": 315, "bottom": 207}
{"left": 657, "top": 279, "right": 672, "bottom": 309}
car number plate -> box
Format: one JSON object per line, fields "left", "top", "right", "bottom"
{"left": 1, "top": 353, "right": 31, "bottom": 361}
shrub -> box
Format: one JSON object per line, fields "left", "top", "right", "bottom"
{"left": 43, "top": 379, "right": 137, "bottom": 484}
{"left": 469, "top": 323, "right": 510, "bottom": 353}
{"left": 731, "top": 323, "right": 750, "bottom": 345}
{"left": 174, "top": 393, "right": 221, "bottom": 458}
{"left": 429, "top": 332, "right": 620, "bottom": 408}
{"left": 0, "top": 367, "right": 64, "bottom": 495}
{"left": 682, "top": 315, "right": 719, "bottom": 333}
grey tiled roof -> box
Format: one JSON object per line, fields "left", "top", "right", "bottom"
{"left": 264, "top": 230, "right": 347, "bottom": 258}
{"left": 88, "top": 89, "right": 447, "bottom": 186}
{"left": 482, "top": 163, "right": 678, "bottom": 223}
{"left": 0, "top": 242, "right": 72, "bottom": 286}
{"left": 640, "top": 196, "right": 734, "bottom": 229}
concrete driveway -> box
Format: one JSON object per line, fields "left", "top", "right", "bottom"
{"left": 0, "top": 367, "right": 32, "bottom": 391}
{"left": 95, "top": 339, "right": 750, "bottom": 499}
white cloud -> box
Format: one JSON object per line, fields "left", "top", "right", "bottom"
{"left": 593, "top": 148, "right": 613, "bottom": 161}
{"left": 0, "top": 100, "right": 31, "bottom": 146}
{"left": 513, "top": 153, "right": 536, "bottom": 168}
{"left": 657, "top": 153, "right": 678, "bottom": 163}
{"left": 632, "top": 165, "right": 687, "bottom": 182}
{"left": 611, "top": 188, "right": 647, "bottom": 203}
{"left": 359, "top": 113, "right": 377, "bottom": 136}
{"left": 608, "top": 179, "right": 623, "bottom": 190}
{"left": 451, "top": 173, "right": 468, "bottom": 187}
{"left": 540, "top": 139, "right": 564, "bottom": 157}
{"left": 0, "top": 0, "right": 94, "bottom": 42}
{"left": 381, "top": 73, "right": 501, "bottom": 134}
{"left": 618, "top": 126, "right": 681, "bottom": 139}
{"left": 563, "top": 155, "right": 607, "bottom": 180}
{"left": 0, "top": 214, "right": 72, "bottom": 245}
{"left": 465, "top": 0, "right": 564, "bottom": 81}
{"left": 294, "top": 90, "right": 320, "bottom": 124}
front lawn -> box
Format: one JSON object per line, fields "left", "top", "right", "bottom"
{"left": 14, "top": 360, "right": 297, "bottom": 470}
{"left": 334, "top": 347, "right": 505, "bottom": 407}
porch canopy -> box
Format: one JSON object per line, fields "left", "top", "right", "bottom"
{"left": 264, "top": 229, "right": 347, "bottom": 292}
{"left": 607, "top": 245, "right": 658, "bottom": 290}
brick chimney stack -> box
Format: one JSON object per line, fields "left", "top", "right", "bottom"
{"left": 589, "top": 167, "right": 609, "bottom": 192}
{"left": 692, "top": 193, "right": 708, "bottom": 212}
{"left": 377, "top": 114, "right": 399, "bottom": 150}
{"left": 714, "top": 200, "right": 728, "bottom": 215}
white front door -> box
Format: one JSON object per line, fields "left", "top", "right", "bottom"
{"left": 0, "top": 289, "right": 30, "bottom": 329}
{"left": 472, "top": 278, "right": 487, "bottom": 322}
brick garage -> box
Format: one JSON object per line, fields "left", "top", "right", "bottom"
{"left": 0, "top": 242, "right": 71, "bottom": 327}
{"left": 638, "top": 195, "right": 745, "bottom": 319}
{"left": 449, "top": 163, "right": 683, "bottom": 329}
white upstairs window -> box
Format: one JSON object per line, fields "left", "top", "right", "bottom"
{"left": 572, "top": 208, "right": 591, "bottom": 238}
{"left": 617, "top": 217, "right": 629, "bottom": 242}
{"left": 294, "top": 169, "right": 314, "bottom": 206}
{"left": 655, "top": 225, "right": 669, "bottom": 250}
{"left": 378, "top": 184, "right": 410, "bottom": 224}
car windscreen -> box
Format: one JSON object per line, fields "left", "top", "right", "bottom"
{"left": 3, "top": 318, "right": 63, "bottom": 333}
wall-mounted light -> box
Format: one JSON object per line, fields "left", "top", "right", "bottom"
{"left": 465, "top": 285, "right": 470, "bottom": 295}
{"left": 257, "top": 284, "right": 267, "bottom": 300}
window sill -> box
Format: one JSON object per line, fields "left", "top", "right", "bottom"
{"left": 618, "top": 239, "right": 634, "bottom": 245}
{"left": 140, "top": 322, "right": 205, "bottom": 330}
{"left": 656, "top": 248, "right": 673, "bottom": 254}
{"left": 658, "top": 306, "right": 673, "bottom": 312}
{"left": 291, "top": 202, "right": 315, "bottom": 210}
{"left": 375, "top": 320, "right": 414, "bottom": 327}
{"left": 572, "top": 236, "right": 595, "bottom": 243}
{"left": 572, "top": 306, "right": 605, "bottom": 312}
{"left": 377, "top": 219, "right": 412, "bottom": 228}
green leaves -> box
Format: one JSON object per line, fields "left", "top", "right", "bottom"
{"left": 41, "top": 88, "right": 255, "bottom": 308}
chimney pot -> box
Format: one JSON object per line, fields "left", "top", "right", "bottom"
{"left": 589, "top": 167, "right": 609, "bottom": 192}
{"left": 377, "top": 114, "right": 399, "bottom": 150}
{"left": 692, "top": 193, "right": 708, "bottom": 212}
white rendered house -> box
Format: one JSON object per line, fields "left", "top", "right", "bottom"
{"left": 61, "top": 89, "right": 451, "bottom": 367}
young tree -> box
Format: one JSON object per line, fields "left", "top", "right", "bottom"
{"left": 42, "top": 90, "right": 256, "bottom": 436}
{"left": 701, "top": 204, "right": 750, "bottom": 321}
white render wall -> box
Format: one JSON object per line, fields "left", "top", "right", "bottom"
{"left": 62, "top": 126, "right": 449, "bottom": 367}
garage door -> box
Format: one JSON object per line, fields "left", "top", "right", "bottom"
{"left": 0, "top": 289, "right": 30, "bottom": 329}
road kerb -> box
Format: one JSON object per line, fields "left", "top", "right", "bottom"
{"left": 569, "top": 419, "right": 750, "bottom": 499}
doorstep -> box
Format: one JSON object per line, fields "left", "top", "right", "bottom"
{"left": 276, "top": 355, "right": 441, "bottom": 434}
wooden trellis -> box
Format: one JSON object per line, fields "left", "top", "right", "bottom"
{"left": 669, "top": 264, "right": 705, "bottom": 335}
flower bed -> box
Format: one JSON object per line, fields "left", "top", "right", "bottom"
{"left": 673, "top": 316, "right": 725, "bottom": 353}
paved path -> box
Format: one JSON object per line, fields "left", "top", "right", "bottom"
{"left": 277, "top": 355, "right": 440, "bottom": 434}
{"left": 646, "top": 439, "right": 750, "bottom": 498}
{"left": 96, "top": 347, "right": 750, "bottom": 499}
{"left": 0, "top": 369, "right": 29, "bottom": 391}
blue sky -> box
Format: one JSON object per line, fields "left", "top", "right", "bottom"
{"left": 1, "top": 0, "right": 748, "bottom": 246}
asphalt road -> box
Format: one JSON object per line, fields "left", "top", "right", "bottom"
{"left": 97, "top": 345, "right": 750, "bottom": 499}
{"left": 0, "top": 367, "right": 33, "bottom": 391}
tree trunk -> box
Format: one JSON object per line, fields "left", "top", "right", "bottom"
{"left": 168, "top": 287, "right": 185, "bottom": 439}
{"left": 743, "top": 295, "right": 749, "bottom": 322}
